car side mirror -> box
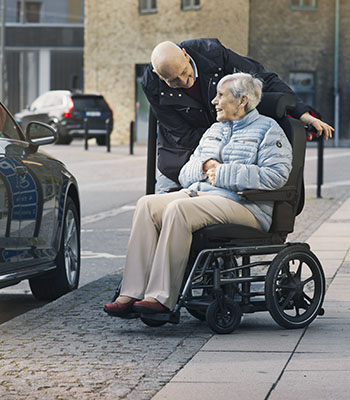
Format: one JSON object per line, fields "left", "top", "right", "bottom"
{"left": 26, "top": 121, "right": 57, "bottom": 146}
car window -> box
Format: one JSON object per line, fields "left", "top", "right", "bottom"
{"left": 72, "top": 96, "right": 109, "bottom": 110}
{"left": 30, "top": 93, "right": 47, "bottom": 111}
{"left": 0, "top": 104, "right": 25, "bottom": 141}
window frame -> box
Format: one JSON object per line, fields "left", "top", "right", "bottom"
{"left": 290, "top": 0, "right": 317, "bottom": 10}
{"left": 181, "top": 0, "right": 201, "bottom": 11}
{"left": 139, "top": 0, "right": 157, "bottom": 15}
{"left": 289, "top": 71, "right": 316, "bottom": 108}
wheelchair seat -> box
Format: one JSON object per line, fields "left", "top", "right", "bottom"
{"left": 192, "top": 92, "right": 306, "bottom": 249}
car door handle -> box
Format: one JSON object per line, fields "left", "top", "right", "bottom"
{"left": 15, "top": 165, "right": 27, "bottom": 176}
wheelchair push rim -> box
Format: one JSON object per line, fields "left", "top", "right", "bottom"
{"left": 265, "top": 245, "right": 325, "bottom": 329}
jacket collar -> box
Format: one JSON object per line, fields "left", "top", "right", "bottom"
{"left": 228, "top": 109, "right": 261, "bottom": 130}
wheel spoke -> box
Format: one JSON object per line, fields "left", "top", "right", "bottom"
{"left": 295, "top": 260, "right": 303, "bottom": 280}
{"left": 303, "top": 292, "right": 314, "bottom": 305}
{"left": 301, "top": 275, "right": 314, "bottom": 287}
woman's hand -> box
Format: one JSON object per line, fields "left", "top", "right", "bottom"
{"left": 203, "top": 159, "right": 220, "bottom": 173}
{"left": 207, "top": 167, "right": 217, "bottom": 186}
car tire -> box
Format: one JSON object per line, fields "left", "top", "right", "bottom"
{"left": 96, "top": 135, "right": 109, "bottom": 146}
{"left": 29, "top": 197, "right": 80, "bottom": 301}
{"left": 51, "top": 122, "right": 73, "bottom": 145}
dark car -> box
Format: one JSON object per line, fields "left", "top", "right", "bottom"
{"left": 0, "top": 101, "right": 80, "bottom": 300}
{"left": 15, "top": 90, "right": 113, "bottom": 145}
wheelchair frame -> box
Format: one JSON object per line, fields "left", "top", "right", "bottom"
{"left": 111, "top": 92, "right": 326, "bottom": 334}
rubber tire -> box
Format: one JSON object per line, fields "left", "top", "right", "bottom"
{"left": 51, "top": 122, "right": 73, "bottom": 145}
{"left": 29, "top": 198, "right": 80, "bottom": 301}
{"left": 140, "top": 317, "right": 167, "bottom": 327}
{"left": 206, "top": 297, "right": 242, "bottom": 334}
{"left": 265, "top": 245, "right": 325, "bottom": 329}
{"left": 96, "top": 135, "right": 109, "bottom": 146}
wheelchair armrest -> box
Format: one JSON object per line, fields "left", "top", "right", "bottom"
{"left": 238, "top": 186, "right": 297, "bottom": 202}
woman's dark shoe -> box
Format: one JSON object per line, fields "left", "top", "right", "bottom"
{"left": 133, "top": 300, "right": 169, "bottom": 314}
{"left": 104, "top": 298, "right": 136, "bottom": 317}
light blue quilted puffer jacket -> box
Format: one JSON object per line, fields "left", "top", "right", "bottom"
{"left": 178, "top": 109, "right": 293, "bottom": 231}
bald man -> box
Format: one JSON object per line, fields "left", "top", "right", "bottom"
{"left": 142, "top": 38, "right": 333, "bottom": 192}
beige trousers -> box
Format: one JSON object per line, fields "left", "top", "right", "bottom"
{"left": 120, "top": 190, "right": 262, "bottom": 310}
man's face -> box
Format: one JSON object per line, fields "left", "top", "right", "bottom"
{"left": 155, "top": 50, "right": 195, "bottom": 89}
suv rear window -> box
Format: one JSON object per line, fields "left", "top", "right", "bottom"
{"left": 72, "top": 96, "right": 109, "bottom": 110}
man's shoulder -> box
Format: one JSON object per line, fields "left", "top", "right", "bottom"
{"left": 180, "top": 38, "right": 224, "bottom": 55}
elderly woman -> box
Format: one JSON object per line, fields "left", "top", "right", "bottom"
{"left": 104, "top": 72, "right": 292, "bottom": 317}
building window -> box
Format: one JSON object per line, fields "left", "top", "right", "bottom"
{"left": 181, "top": 0, "right": 201, "bottom": 11}
{"left": 290, "top": 0, "right": 317, "bottom": 10}
{"left": 139, "top": 0, "right": 157, "bottom": 14}
{"left": 17, "top": 1, "right": 42, "bottom": 23}
{"left": 289, "top": 72, "right": 315, "bottom": 107}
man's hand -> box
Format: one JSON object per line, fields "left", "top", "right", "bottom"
{"left": 300, "top": 112, "right": 334, "bottom": 141}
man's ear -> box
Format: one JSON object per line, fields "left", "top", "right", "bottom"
{"left": 182, "top": 48, "right": 190, "bottom": 60}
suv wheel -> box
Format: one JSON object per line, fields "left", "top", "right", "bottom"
{"left": 51, "top": 122, "right": 73, "bottom": 145}
{"left": 29, "top": 198, "right": 80, "bottom": 301}
{"left": 96, "top": 135, "right": 109, "bottom": 146}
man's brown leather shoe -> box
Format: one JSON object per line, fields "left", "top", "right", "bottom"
{"left": 104, "top": 298, "right": 136, "bottom": 317}
{"left": 133, "top": 300, "right": 169, "bottom": 314}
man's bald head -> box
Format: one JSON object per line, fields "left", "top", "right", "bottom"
{"left": 151, "top": 41, "right": 195, "bottom": 89}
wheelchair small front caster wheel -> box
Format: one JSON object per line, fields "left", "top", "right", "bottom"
{"left": 206, "top": 298, "right": 242, "bottom": 334}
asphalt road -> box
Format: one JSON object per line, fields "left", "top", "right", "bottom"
{"left": 0, "top": 139, "right": 349, "bottom": 324}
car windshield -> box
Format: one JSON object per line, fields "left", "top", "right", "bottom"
{"left": 0, "top": 104, "right": 25, "bottom": 141}
{"left": 72, "top": 96, "right": 109, "bottom": 110}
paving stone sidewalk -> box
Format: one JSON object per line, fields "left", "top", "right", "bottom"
{"left": 0, "top": 187, "right": 349, "bottom": 400}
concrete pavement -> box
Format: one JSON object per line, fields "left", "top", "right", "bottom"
{"left": 0, "top": 143, "right": 350, "bottom": 399}
{"left": 153, "top": 198, "right": 350, "bottom": 400}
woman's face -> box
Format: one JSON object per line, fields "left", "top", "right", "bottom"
{"left": 211, "top": 82, "right": 247, "bottom": 122}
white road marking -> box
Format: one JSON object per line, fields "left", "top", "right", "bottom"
{"left": 81, "top": 204, "right": 136, "bottom": 225}
{"left": 81, "top": 250, "right": 126, "bottom": 259}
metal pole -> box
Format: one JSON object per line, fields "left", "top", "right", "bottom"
{"left": 84, "top": 115, "right": 88, "bottom": 150}
{"left": 0, "top": 0, "right": 6, "bottom": 101}
{"left": 146, "top": 109, "right": 157, "bottom": 195}
{"left": 316, "top": 138, "right": 324, "bottom": 198}
{"left": 334, "top": 0, "right": 340, "bottom": 147}
{"left": 106, "top": 118, "right": 111, "bottom": 152}
{"left": 129, "top": 120, "right": 134, "bottom": 155}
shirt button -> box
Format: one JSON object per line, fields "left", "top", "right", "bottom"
{"left": 214, "top": 73, "right": 218, "bottom": 77}
{"left": 178, "top": 93, "right": 182, "bottom": 97}
{"left": 170, "top": 93, "right": 173, "bottom": 96}
{"left": 161, "top": 92, "right": 164, "bottom": 96}
{"left": 218, "top": 67, "right": 222, "bottom": 71}
{"left": 212, "top": 82, "right": 216, "bottom": 85}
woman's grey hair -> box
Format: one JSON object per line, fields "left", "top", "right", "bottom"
{"left": 217, "top": 72, "right": 263, "bottom": 113}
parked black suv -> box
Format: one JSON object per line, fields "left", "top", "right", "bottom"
{"left": 15, "top": 91, "right": 114, "bottom": 145}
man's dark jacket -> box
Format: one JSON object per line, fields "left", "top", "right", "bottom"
{"left": 142, "top": 38, "right": 309, "bottom": 183}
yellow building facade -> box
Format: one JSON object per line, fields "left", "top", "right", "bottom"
{"left": 84, "top": 0, "right": 249, "bottom": 143}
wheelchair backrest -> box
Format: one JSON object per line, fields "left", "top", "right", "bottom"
{"left": 257, "top": 93, "right": 307, "bottom": 235}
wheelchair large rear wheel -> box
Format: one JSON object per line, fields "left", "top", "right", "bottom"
{"left": 206, "top": 297, "right": 242, "bottom": 334}
{"left": 265, "top": 246, "right": 325, "bottom": 329}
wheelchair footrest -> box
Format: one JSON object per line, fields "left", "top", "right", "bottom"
{"left": 140, "top": 311, "right": 180, "bottom": 324}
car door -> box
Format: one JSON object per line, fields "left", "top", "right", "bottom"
{"left": 0, "top": 103, "right": 57, "bottom": 269}
{"left": 0, "top": 105, "right": 26, "bottom": 274}
{"left": 0, "top": 146, "right": 21, "bottom": 273}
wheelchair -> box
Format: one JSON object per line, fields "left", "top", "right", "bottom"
{"left": 111, "top": 92, "right": 325, "bottom": 334}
